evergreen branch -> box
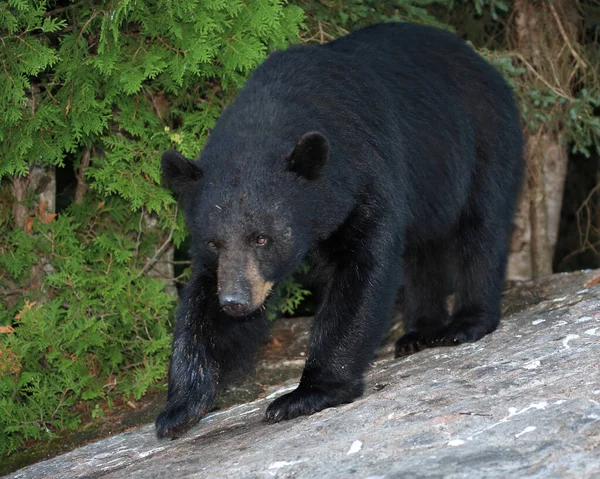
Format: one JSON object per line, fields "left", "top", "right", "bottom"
{"left": 43, "top": 1, "right": 85, "bottom": 18}
{"left": 548, "top": 2, "right": 587, "bottom": 71}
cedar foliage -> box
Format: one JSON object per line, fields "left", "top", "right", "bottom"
{"left": 0, "top": 0, "right": 303, "bottom": 455}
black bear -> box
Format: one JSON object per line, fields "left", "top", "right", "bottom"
{"left": 156, "top": 21, "right": 524, "bottom": 438}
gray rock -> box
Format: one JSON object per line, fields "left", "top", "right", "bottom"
{"left": 6, "top": 270, "right": 600, "bottom": 479}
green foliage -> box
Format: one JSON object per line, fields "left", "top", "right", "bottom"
{"left": 299, "top": 0, "right": 454, "bottom": 34}
{"left": 0, "top": 0, "right": 303, "bottom": 457}
{"left": 267, "top": 263, "right": 311, "bottom": 320}
{"left": 0, "top": 197, "right": 174, "bottom": 454}
{"left": 0, "top": 0, "right": 303, "bottom": 194}
{"left": 453, "top": 0, "right": 510, "bottom": 20}
{"left": 482, "top": 48, "right": 600, "bottom": 159}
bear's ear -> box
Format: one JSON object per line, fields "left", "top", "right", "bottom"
{"left": 286, "top": 132, "right": 329, "bottom": 181}
{"left": 161, "top": 149, "right": 203, "bottom": 194}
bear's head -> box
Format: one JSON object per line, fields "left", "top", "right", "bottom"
{"left": 161, "top": 132, "right": 328, "bottom": 317}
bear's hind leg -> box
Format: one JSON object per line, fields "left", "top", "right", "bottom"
{"left": 394, "top": 239, "right": 453, "bottom": 358}
{"left": 441, "top": 213, "right": 508, "bottom": 344}
{"left": 395, "top": 213, "right": 509, "bottom": 356}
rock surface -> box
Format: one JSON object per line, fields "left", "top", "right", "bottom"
{"left": 6, "top": 270, "right": 600, "bottom": 479}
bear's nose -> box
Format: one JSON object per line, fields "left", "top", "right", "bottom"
{"left": 220, "top": 293, "right": 250, "bottom": 317}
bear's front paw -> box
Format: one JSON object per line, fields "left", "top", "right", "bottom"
{"left": 264, "top": 383, "right": 362, "bottom": 423}
{"left": 156, "top": 401, "right": 208, "bottom": 439}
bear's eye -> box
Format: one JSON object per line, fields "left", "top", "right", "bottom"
{"left": 208, "top": 241, "right": 217, "bottom": 249}
{"left": 255, "top": 235, "right": 268, "bottom": 246}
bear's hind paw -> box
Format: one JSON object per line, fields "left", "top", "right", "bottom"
{"left": 394, "top": 319, "right": 492, "bottom": 358}
{"left": 394, "top": 331, "right": 430, "bottom": 358}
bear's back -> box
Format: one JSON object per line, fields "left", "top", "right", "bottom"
{"left": 208, "top": 22, "right": 523, "bottom": 241}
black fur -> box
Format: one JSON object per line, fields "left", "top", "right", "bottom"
{"left": 156, "top": 22, "right": 524, "bottom": 438}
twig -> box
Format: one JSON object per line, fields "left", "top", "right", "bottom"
{"left": 135, "top": 205, "right": 178, "bottom": 280}
{"left": 51, "top": 388, "right": 70, "bottom": 420}
{"left": 145, "top": 270, "right": 189, "bottom": 283}
{"left": 77, "top": 11, "right": 98, "bottom": 42}
{"left": 577, "top": 183, "right": 600, "bottom": 245}
{"left": 512, "top": 53, "right": 573, "bottom": 101}
{"left": 30, "top": 83, "right": 36, "bottom": 114}
{"left": 156, "top": 259, "right": 191, "bottom": 265}
{"left": 134, "top": 206, "right": 144, "bottom": 261}
{"left": 548, "top": 2, "right": 587, "bottom": 71}
{"left": 559, "top": 183, "right": 600, "bottom": 265}
{"left": 142, "top": 318, "right": 153, "bottom": 341}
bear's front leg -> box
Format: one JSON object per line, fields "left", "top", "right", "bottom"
{"left": 155, "top": 272, "right": 218, "bottom": 439}
{"left": 265, "top": 225, "right": 403, "bottom": 423}
{"left": 156, "top": 270, "right": 268, "bottom": 438}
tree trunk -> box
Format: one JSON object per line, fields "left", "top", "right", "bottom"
{"left": 539, "top": 131, "right": 570, "bottom": 269}
{"left": 74, "top": 147, "right": 91, "bottom": 204}
{"left": 507, "top": 0, "right": 579, "bottom": 280}
{"left": 8, "top": 164, "right": 56, "bottom": 304}
{"left": 507, "top": 189, "right": 532, "bottom": 280}
{"left": 11, "top": 176, "right": 30, "bottom": 230}
{"left": 11, "top": 163, "right": 56, "bottom": 229}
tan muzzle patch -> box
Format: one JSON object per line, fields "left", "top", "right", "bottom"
{"left": 246, "top": 255, "right": 274, "bottom": 309}
{"left": 217, "top": 253, "right": 273, "bottom": 311}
